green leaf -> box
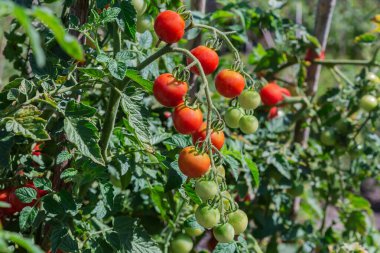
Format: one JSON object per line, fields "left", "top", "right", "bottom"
{"left": 355, "top": 33, "right": 377, "bottom": 44}
{"left": 50, "top": 227, "right": 79, "bottom": 253}
{"left": 108, "top": 59, "right": 128, "bottom": 80}
{"left": 118, "top": 0, "right": 137, "bottom": 40}
{"left": 306, "top": 34, "right": 321, "bottom": 48}
{"left": 125, "top": 69, "right": 153, "bottom": 93}
{"left": 56, "top": 150, "right": 73, "bottom": 164}
{"left": 137, "top": 31, "right": 153, "bottom": 49}
{"left": 244, "top": 157, "right": 259, "bottom": 187}
{"left": 3, "top": 105, "right": 49, "bottom": 141}
{"left": 64, "top": 117, "right": 104, "bottom": 165}
{"left": 113, "top": 217, "right": 161, "bottom": 253}
{"left": 15, "top": 187, "right": 37, "bottom": 204}
{"left": 0, "top": 230, "right": 44, "bottom": 253}
{"left": 213, "top": 242, "right": 237, "bottom": 253}
{"left": 268, "top": 153, "right": 291, "bottom": 179}
{"left": 33, "top": 7, "right": 84, "bottom": 61}
{"left": 33, "top": 177, "right": 52, "bottom": 191}
{"left": 65, "top": 100, "right": 97, "bottom": 118}
{"left": 13, "top": 6, "right": 45, "bottom": 67}
{"left": 165, "top": 161, "right": 186, "bottom": 191}
{"left": 96, "top": 54, "right": 111, "bottom": 63}
{"left": 0, "top": 132, "right": 14, "bottom": 169}
{"left": 19, "top": 206, "right": 38, "bottom": 231}
{"left": 182, "top": 183, "right": 202, "bottom": 205}
{"left": 121, "top": 90, "right": 152, "bottom": 151}
{"left": 99, "top": 7, "right": 121, "bottom": 24}
{"left": 60, "top": 168, "right": 78, "bottom": 182}
{"left": 78, "top": 68, "right": 105, "bottom": 78}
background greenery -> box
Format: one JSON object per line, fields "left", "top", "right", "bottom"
{"left": 0, "top": 0, "right": 379, "bottom": 253}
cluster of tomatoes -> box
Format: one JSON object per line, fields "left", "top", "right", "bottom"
{"left": 152, "top": 9, "right": 256, "bottom": 251}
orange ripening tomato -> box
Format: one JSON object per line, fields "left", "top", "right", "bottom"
{"left": 192, "top": 122, "right": 225, "bottom": 150}
{"left": 260, "top": 82, "right": 284, "bottom": 106}
{"left": 178, "top": 146, "right": 211, "bottom": 178}
{"left": 154, "top": 10, "right": 185, "bottom": 44}
{"left": 187, "top": 46, "right": 219, "bottom": 75}
{"left": 173, "top": 103, "right": 203, "bottom": 134}
{"left": 215, "top": 70, "right": 245, "bottom": 98}
{"left": 268, "top": 107, "right": 278, "bottom": 119}
{"left": 153, "top": 73, "right": 188, "bottom": 107}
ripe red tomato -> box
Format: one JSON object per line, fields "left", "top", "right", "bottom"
{"left": 305, "top": 48, "right": 325, "bottom": 62}
{"left": 154, "top": 10, "right": 185, "bottom": 44}
{"left": 191, "top": 122, "right": 225, "bottom": 150}
{"left": 178, "top": 146, "right": 210, "bottom": 178}
{"left": 187, "top": 46, "right": 219, "bottom": 75}
{"left": 153, "top": 73, "right": 188, "bottom": 107}
{"left": 173, "top": 103, "right": 203, "bottom": 134}
{"left": 268, "top": 107, "right": 278, "bottom": 119}
{"left": 260, "top": 82, "right": 284, "bottom": 106}
{"left": 215, "top": 70, "right": 245, "bottom": 98}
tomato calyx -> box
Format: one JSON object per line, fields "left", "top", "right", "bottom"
{"left": 172, "top": 65, "right": 191, "bottom": 83}
{"left": 177, "top": 6, "right": 192, "bottom": 22}
{"left": 205, "top": 37, "right": 223, "bottom": 51}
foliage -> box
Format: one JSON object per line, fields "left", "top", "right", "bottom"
{"left": 0, "top": 0, "right": 380, "bottom": 253}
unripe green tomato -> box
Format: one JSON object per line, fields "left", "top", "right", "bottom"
{"left": 320, "top": 129, "right": 336, "bottom": 146}
{"left": 239, "top": 115, "right": 258, "bottom": 134}
{"left": 216, "top": 166, "right": 225, "bottom": 183}
{"left": 169, "top": 234, "right": 193, "bottom": 253}
{"left": 224, "top": 108, "right": 243, "bottom": 128}
{"left": 195, "top": 204, "right": 220, "bottom": 229}
{"left": 220, "top": 191, "right": 232, "bottom": 211}
{"left": 228, "top": 209, "right": 248, "bottom": 235}
{"left": 131, "top": 0, "right": 147, "bottom": 16}
{"left": 184, "top": 226, "right": 204, "bottom": 237}
{"left": 238, "top": 90, "right": 261, "bottom": 109}
{"left": 213, "top": 223, "right": 235, "bottom": 243}
{"left": 184, "top": 217, "right": 204, "bottom": 237}
{"left": 359, "top": 94, "right": 378, "bottom": 112}
{"left": 195, "top": 180, "right": 219, "bottom": 202}
{"left": 335, "top": 119, "right": 352, "bottom": 135}
{"left": 367, "top": 72, "right": 380, "bottom": 84}
{"left": 136, "top": 15, "right": 152, "bottom": 33}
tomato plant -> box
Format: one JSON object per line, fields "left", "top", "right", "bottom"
{"left": 0, "top": 0, "right": 380, "bottom": 253}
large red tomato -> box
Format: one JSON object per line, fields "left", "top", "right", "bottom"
{"left": 178, "top": 146, "right": 211, "bottom": 178}
{"left": 187, "top": 46, "right": 219, "bottom": 75}
{"left": 173, "top": 103, "right": 203, "bottom": 134}
{"left": 154, "top": 10, "right": 185, "bottom": 44}
{"left": 260, "top": 82, "right": 284, "bottom": 106}
{"left": 192, "top": 122, "right": 225, "bottom": 150}
{"left": 153, "top": 73, "right": 188, "bottom": 107}
{"left": 215, "top": 70, "right": 245, "bottom": 98}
